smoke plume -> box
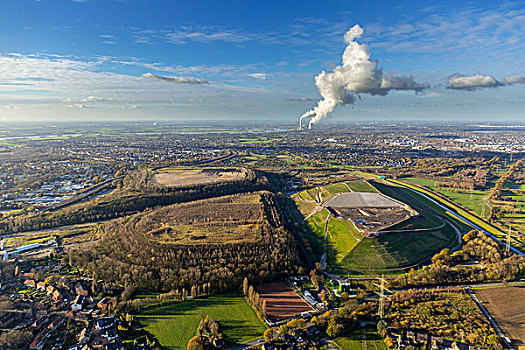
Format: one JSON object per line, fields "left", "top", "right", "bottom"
{"left": 299, "top": 24, "right": 427, "bottom": 129}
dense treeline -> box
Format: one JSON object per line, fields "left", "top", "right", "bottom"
{"left": 70, "top": 191, "right": 305, "bottom": 298}
{"left": 0, "top": 168, "right": 270, "bottom": 234}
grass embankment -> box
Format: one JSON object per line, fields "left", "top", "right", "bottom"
{"left": 403, "top": 177, "right": 490, "bottom": 216}
{"left": 327, "top": 217, "right": 360, "bottom": 263}
{"left": 338, "top": 181, "right": 458, "bottom": 274}
{"left": 389, "top": 179, "right": 525, "bottom": 253}
{"left": 136, "top": 293, "right": 266, "bottom": 350}
{"left": 346, "top": 181, "right": 378, "bottom": 193}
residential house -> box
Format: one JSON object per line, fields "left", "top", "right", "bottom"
{"left": 46, "top": 285, "right": 55, "bottom": 295}
{"left": 75, "top": 282, "right": 89, "bottom": 296}
{"left": 25, "top": 279, "right": 36, "bottom": 288}
{"left": 95, "top": 317, "right": 116, "bottom": 331}
{"left": 71, "top": 295, "right": 85, "bottom": 311}
{"left": 36, "top": 281, "right": 46, "bottom": 291}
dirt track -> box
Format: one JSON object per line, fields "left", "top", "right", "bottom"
{"left": 255, "top": 281, "right": 313, "bottom": 321}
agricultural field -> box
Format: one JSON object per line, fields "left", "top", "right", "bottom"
{"left": 389, "top": 179, "right": 525, "bottom": 253}
{"left": 151, "top": 168, "right": 246, "bottom": 187}
{"left": 238, "top": 137, "right": 278, "bottom": 144}
{"left": 475, "top": 286, "right": 525, "bottom": 349}
{"left": 136, "top": 293, "right": 266, "bottom": 349}
{"left": 254, "top": 281, "right": 313, "bottom": 322}
{"left": 335, "top": 327, "right": 388, "bottom": 350}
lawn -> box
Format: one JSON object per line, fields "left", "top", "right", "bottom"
{"left": 346, "top": 181, "right": 378, "bottom": 193}
{"left": 325, "top": 182, "right": 350, "bottom": 195}
{"left": 403, "top": 177, "right": 490, "bottom": 216}
{"left": 136, "top": 293, "right": 266, "bottom": 350}
{"left": 306, "top": 209, "right": 329, "bottom": 237}
{"left": 335, "top": 327, "right": 389, "bottom": 350}
{"left": 340, "top": 237, "right": 400, "bottom": 272}
{"left": 326, "top": 217, "right": 360, "bottom": 264}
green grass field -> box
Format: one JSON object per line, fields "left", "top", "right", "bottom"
{"left": 346, "top": 181, "right": 378, "bottom": 193}
{"left": 339, "top": 226, "right": 457, "bottom": 272}
{"left": 335, "top": 327, "right": 389, "bottom": 350}
{"left": 325, "top": 182, "right": 350, "bottom": 195}
{"left": 326, "top": 217, "right": 360, "bottom": 264}
{"left": 306, "top": 209, "right": 329, "bottom": 236}
{"left": 403, "top": 177, "right": 490, "bottom": 216}
{"left": 136, "top": 293, "right": 266, "bottom": 350}
{"left": 389, "top": 179, "right": 525, "bottom": 253}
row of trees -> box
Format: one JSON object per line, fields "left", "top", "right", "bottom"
{"left": 242, "top": 278, "right": 267, "bottom": 320}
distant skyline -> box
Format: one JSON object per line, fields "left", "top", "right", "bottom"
{"left": 1, "top": 0, "right": 524, "bottom": 123}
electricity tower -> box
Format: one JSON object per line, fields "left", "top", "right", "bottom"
{"left": 374, "top": 275, "right": 391, "bottom": 319}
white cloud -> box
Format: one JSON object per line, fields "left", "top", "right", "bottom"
{"left": 448, "top": 74, "right": 502, "bottom": 90}
{"left": 248, "top": 73, "right": 266, "bottom": 80}
{"left": 141, "top": 72, "right": 209, "bottom": 84}
{"left": 366, "top": 2, "right": 525, "bottom": 75}
{"left": 64, "top": 96, "right": 113, "bottom": 102}
{"left": 69, "top": 104, "right": 89, "bottom": 108}
{"left": 504, "top": 75, "right": 525, "bottom": 85}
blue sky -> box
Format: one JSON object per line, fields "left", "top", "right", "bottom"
{"left": 0, "top": 0, "right": 524, "bottom": 123}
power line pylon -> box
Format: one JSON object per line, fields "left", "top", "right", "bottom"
{"left": 374, "top": 275, "right": 391, "bottom": 320}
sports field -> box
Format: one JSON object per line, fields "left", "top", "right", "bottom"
{"left": 136, "top": 293, "right": 266, "bottom": 349}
